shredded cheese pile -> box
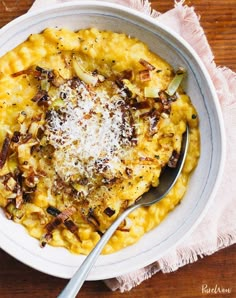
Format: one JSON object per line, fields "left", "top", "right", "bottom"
{"left": 46, "top": 80, "right": 135, "bottom": 182}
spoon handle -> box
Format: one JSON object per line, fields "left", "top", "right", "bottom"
{"left": 58, "top": 204, "right": 138, "bottom": 298}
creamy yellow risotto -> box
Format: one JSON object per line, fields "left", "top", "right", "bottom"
{"left": 0, "top": 28, "right": 200, "bottom": 254}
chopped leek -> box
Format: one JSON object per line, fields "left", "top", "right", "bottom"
{"left": 144, "top": 86, "right": 160, "bottom": 98}
{"left": 167, "top": 68, "right": 186, "bottom": 96}
{"left": 51, "top": 98, "right": 66, "bottom": 109}
{"left": 72, "top": 58, "right": 98, "bottom": 86}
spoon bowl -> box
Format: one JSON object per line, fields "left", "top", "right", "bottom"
{"left": 58, "top": 126, "right": 189, "bottom": 298}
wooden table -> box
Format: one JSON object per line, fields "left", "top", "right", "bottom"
{"left": 0, "top": 1, "right": 235, "bottom": 297}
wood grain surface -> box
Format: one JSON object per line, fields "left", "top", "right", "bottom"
{"left": 0, "top": 1, "right": 235, "bottom": 297}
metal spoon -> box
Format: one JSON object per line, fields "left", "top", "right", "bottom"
{"left": 58, "top": 126, "right": 189, "bottom": 298}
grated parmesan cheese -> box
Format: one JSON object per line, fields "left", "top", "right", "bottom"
{"left": 45, "top": 80, "right": 135, "bottom": 183}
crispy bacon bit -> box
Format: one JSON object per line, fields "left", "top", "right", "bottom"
{"left": 35, "top": 66, "right": 54, "bottom": 81}
{"left": 87, "top": 208, "right": 100, "bottom": 227}
{"left": 24, "top": 171, "right": 39, "bottom": 188}
{"left": 64, "top": 220, "right": 78, "bottom": 233}
{"left": 11, "top": 68, "right": 41, "bottom": 78}
{"left": 70, "top": 78, "right": 82, "bottom": 89}
{"left": 40, "top": 233, "right": 53, "bottom": 248}
{"left": 156, "top": 91, "right": 172, "bottom": 114}
{"left": 36, "top": 127, "right": 45, "bottom": 140}
{"left": 15, "top": 193, "right": 23, "bottom": 209}
{"left": 121, "top": 69, "right": 134, "bottom": 80}
{"left": 155, "top": 90, "right": 177, "bottom": 114}
{"left": 158, "top": 90, "right": 169, "bottom": 102}
{"left": 45, "top": 220, "right": 59, "bottom": 233}
{"left": 131, "top": 101, "right": 150, "bottom": 110}
{"left": 21, "top": 133, "right": 33, "bottom": 144}
{"left": 46, "top": 207, "right": 76, "bottom": 232}
{"left": 139, "top": 58, "right": 155, "bottom": 70}
{"left": 141, "top": 108, "right": 160, "bottom": 135}
{"left": 115, "top": 79, "right": 124, "bottom": 89}
{"left": 115, "top": 79, "right": 133, "bottom": 98}
{"left": 31, "top": 90, "right": 49, "bottom": 106}
{"left": 139, "top": 69, "right": 151, "bottom": 82}
{"left": 0, "top": 134, "right": 11, "bottom": 169}
{"left": 46, "top": 206, "right": 77, "bottom": 234}
{"left": 121, "top": 109, "right": 137, "bottom": 146}
{"left": 104, "top": 207, "right": 116, "bottom": 217}
{"left": 58, "top": 207, "right": 76, "bottom": 221}
{"left": 168, "top": 150, "right": 180, "bottom": 168}
{"left": 139, "top": 58, "right": 156, "bottom": 71}
{"left": 11, "top": 131, "right": 21, "bottom": 143}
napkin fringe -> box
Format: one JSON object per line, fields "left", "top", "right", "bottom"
{"left": 214, "top": 66, "right": 236, "bottom": 106}
{"left": 159, "top": 229, "right": 236, "bottom": 274}
{"left": 105, "top": 263, "right": 161, "bottom": 292}
{"left": 30, "top": 0, "right": 161, "bottom": 17}
{"left": 217, "top": 228, "right": 236, "bottom": 249}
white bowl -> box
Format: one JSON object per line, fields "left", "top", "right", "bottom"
{"left": 0, "top": 1, "right": 225, "bottom": 280}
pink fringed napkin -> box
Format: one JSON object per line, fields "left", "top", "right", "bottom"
{"left": 30, "top": 0, "right": 236, "bottom": 292}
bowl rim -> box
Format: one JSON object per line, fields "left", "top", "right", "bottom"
{"left": 0, "top": 1, "right": 226, "bottom": 280}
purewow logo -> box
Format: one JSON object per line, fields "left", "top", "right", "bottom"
{"left": 201, "top": 284, "right": 232, "bottom": 295}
